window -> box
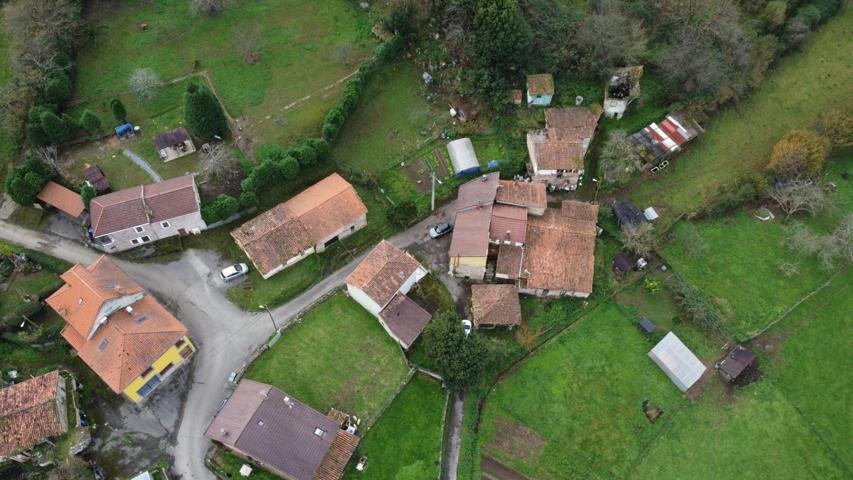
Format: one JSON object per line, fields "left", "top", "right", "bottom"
{"left": 160, "top": 221, "right": 170, "bottom": 228}
{"left": 97, "top": 339, "right": 109, "bottom": 352}
{"left": 174, "top": 338, "right": 186, "bottom": 349}
{"left": 313, "top": 427, "right": 326, "bottom": 438}
{"left": 134, "top": 315, "right": 149, "bottom": 324}
{"left": 159, "top": 363, "right": 174, "bottom": 376}
{"left": 136, "top": 375, "right": 162, "bottom": 398}
{"left": 135, "top": 226, "right": 145, "bottom": 233}
{"left": 131, "top": 236, "right": 151, "bottom": 245}
{"left": 97, "top": 235, "right": 113, "bottom": 245}
{"left": 140, "top": 366, "right": 154, "bottom": 378}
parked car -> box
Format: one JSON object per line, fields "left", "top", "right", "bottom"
{"left": 461, "top": 319, "right": 473, "bottom": 337}
{"left": 429, "top": 222, "right": 453, "bottom": 239}
{"left": 220, "top": 263, "right": 249, "bottom": 282}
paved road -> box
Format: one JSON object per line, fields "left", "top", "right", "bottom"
{"left": 442, "top": 393, "right": 465, "bottom": 480}
{"left": 0, "top": 200, "right": 458, "bottom": 479}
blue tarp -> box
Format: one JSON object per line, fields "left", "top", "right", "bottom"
{"left": 115, "top": 123, "right": 134, "bottom": 137}
{"left": 487, "top": 159, "right": 500, "bottom": 169}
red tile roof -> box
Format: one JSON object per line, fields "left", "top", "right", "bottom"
{"left": 527, "top": 108, "right": 601, "bottom": 172}
{"left": 0, "top": 371, "right": 66, "bottom": 457}
{"left": 495, "top": 244, "right": 524, "bottom": 280}
{"left": 232, "top": 174, "right": 367, "bottom": 277}
{"left": 378, "top": 293, "right": 432, "bottom": 348}
{"left": 449, "top": 206, "right": 493, "bottom": 258}
{"left": 346, "top": 241, "right": 424, "bottom": 307}
{"left": 489, "top": 204, "right": 528, "bottom": 244}
{"left": 471, "top": 284, "right": 522, "bottom": 327}
{"left": 495, "top": 181, "right": 546, "bottom": 211}
{"left": 37, "top": 181, "right": 85, "bottom": 218}
{"left": 521, "top": 201, "right": 598, "bottom": 294}
{"left": 89, "top": 175, "right": 200, "bottom": 237}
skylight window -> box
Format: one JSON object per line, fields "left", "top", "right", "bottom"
{"left": 98, "top": 339, "right": 109, "bottom": 352}
{"left": 314, "top": 427, "right": 326, "bottom": 438}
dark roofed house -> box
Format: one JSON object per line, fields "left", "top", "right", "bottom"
{"left": 84, "top": 165, "right": 110, "bottom": 194}
{"left": 0, "top": 370, "right": 68, "bottom": 464}
{"left": 612, "top": 200, "right": 644, "bottom": 232}
{"left": 206, "top": 380, "right": 358, "bottom": 480}
{"left": 613, "top": 253, "right": 635, "bottom": 275}
{"left": 471, "top": 284, "right": 522, "bottom": 329}
{"left": 154, "top": 127, "right": 196, "bottom": 162}
{"left": 89, "top": 175, "right": 206, "bottom": 252}
{"left": 716, "top": 345, "right": 757, "bottom": 382}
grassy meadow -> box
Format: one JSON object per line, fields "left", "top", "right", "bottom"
{"left": 243, "top": 293, "right": 410, "bottom": 423}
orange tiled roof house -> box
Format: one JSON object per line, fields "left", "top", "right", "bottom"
{"left": 232, "top": 174, "right": 368, "bottom": 279}
{"left": 526, "top": 107, "right": 601, "bottom": 191}
{"left": 46, "top": 257, "right": 195, "bottom": 402}
{"left": 0, "top": 371, "right": 69, "bottom": 464}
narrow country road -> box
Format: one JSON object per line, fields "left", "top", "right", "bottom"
{"left": 0, "top": 200, "right": 458, "bottom": 480}
{"left": 442, "top": 393, "right": 465, "bottom": 480}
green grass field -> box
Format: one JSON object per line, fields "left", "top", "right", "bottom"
{"left": 479, "top": 303, "right": 685, "bottom": 479}
{"left": 628, "top": 7, "right": 853, "bottom": 220}
{"left": 632, "top": 380, "right": 848, "bottom": 478}
{"left": 73, "top": 0, "right": 375, "bottom": 146}
{"left": 244, "top": 293, "right": 410, "bottom": 423}
{"left": 344, "top": 375, "right": 446, "bottom": 480}
{"left": 331, "top": 62, "right": 446, "bottom": 173}
{"left": 760, "top": 267, "right": 853, "bottom": 469}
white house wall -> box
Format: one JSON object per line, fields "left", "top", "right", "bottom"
{"left": 347, "top": 285, "right": 383, "bottom": 316}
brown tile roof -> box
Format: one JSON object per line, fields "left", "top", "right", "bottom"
{"left": 545, "top": 108, "right": 601, "bottom": 136}
{"left": 457, "top": 172, "right": 499, "bottom": 209}
{"left": 471, "top": 284, "right": 522, "bottom": 327}
{"left": 314, "top": 429, "right": 359, "bottom": 480}
{"left": 528, "top": 108, "right": 601, "bottom": 172}
{"left": 378, "top": 293, "right": 432, "bottom": 348}
{"left": 37, "top": 181, "right": 85, "bottom": 218}
{"left": 495, "top": 181, "right": 546, "bottom": 211}
{"left": 206, "top": 380, "right": 357, "bottom": 480}
{"left": 61, "top": 295, "right": 187, "bottom": 393}
{"left": 527, "top": 74, "right": 554, "bottom": 96}
{"left": 489, "top": 204, "right": 527, "bottom": 244}
{"left": 0, "top": 371, "right": 66, "bottom": 457}
{"left": 346, "top": 241, "right": 424, "bottom": 307}
{"left": 232, "top": 174, "right": 367, "bottom": 277}
{"left": 46, "top": 256, "right": 145, "bottom": 339}
{"left": 47, "top": 257, "right": 187, "bottom": 393}
{"left": 521, "top": 201, "right": 598, "bottom": 294}
{"left": 154, "top": 127, "right": 191, "bottom": 150}
{"left": 495, "top": 244, "right": 524, "bottom": 280}
{"left": 89, "top": 175, "right": 200, "bottom": 237}
{"left": 449, "top": 206, "right": 492, "bottom": 258}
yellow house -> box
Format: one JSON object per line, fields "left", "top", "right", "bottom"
{"left": 47, "top": 256, "right": 195, "bottom": 403}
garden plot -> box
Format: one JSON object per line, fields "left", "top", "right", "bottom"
{"left": 243, "top": 292, "right": 410, "bottom": 424}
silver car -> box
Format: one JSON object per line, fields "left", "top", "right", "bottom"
{"left": 429, "top": 222, "right": 453, "bottom": 239}
{"left": 220, "top": 263, "right": 249, "bottom": 282}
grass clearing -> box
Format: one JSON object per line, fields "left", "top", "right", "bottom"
{"left": 632, "top": 380, "right": 848, "bottom": 478}
{"left": 344, "top": 375, "right": 446, "bottom": 480}
{"left": 244, "top": 292, "right": 410, "bottom": 423}
{"left": 75, "top": 0, "right": 375, "bottom": 145}
{"left": 331, "top": 62, "right": 446, "bottom": 173}
{"left": 628, "top": 8, "right": 853, "bottom": 220}
{"left": 759, "top": 267, "right": 853, "bottom": 469}
{"left": 479, "top": 303, "right": 684, "bottom": 479}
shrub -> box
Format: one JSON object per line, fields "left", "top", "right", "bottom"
{"left": 386, "top": 199, "right": 417, "bottom": 228}
{"left": 202, "top": 194, "right": 239, "bottom": 223}
{"left": 184, "top": 81, "right": 227, "bottom": 139}
{"left": 238, "top": 190, "right": 258, "bottom": 209}
{"left": 279, "top": 155, "right": 299, "bottom": 179}
{"left": 796, "top": 5, "right": 822, "bottom": 27}
{"left": 110, "top": 98, "right": 127, "bottom": 123}
{"left": 81, "top": 185, "right": 96, "bottom": 209}
{"left": 80, "top": 109, "right": 101, "bottom": 134}
{"left": 767, "top": 129, "right": 829, "bottom": 179}
{"left": 22, "top": 248, "right": 71, "bottom": 273}
{"left": 44, "top": 72, "right": 72, "bottom": 106}
{"left": 40, "top": 111, "right": 68, "bottom": 145}
{"left": 255, "top": 142, "right": 287, "bottom": 163}
{"left": 667, "top": 275, "right": 728, "bottom": 337}
{"left": 306, "top": 137, "right": 330, "bottom": 162}
{"left": 810, "top": 0, "right": 842, "bottom": 20}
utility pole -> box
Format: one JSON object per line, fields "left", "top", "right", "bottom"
{"left": 258, "top": 305, "right": 278, "bottom": 331}
{"left": 431, "top": 171, "right": 436, "bottom": 211}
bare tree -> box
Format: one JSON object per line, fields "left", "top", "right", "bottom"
{"left": 831, "top": 213, "right": 853, "bottom": 263}
{"left": 600, "top": 130, "right": 642, "bottom": 185}
{"left": 190, "top": 0, "right": 232, "bottom": 17}
{"left": 235, "top": 27, "right": 262, "bottom": 65}
{"left": 768, "top": 179, "right": 830, "bottom": 223}
{"left": 200, "top": 143, "right": 241, "bottom": 185}
{"left": 621, "top": 223, "right": 658, "bottom": 257}
{"left": 129, "top": 68, "right": 163, "bottom": 102}
{"left": 574, "top": 12, "right": 647, "bottom": 77}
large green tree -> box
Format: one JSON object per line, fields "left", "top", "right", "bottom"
{"left": 5, "top": 154, "right": 56, "bottom": 206}
{"left": 421, "top": 312, "right": 491, "bottom": 392}
{"left": 80, "top": 109, "right": 101, "bottom": 134}
{"left": 40, "top": 111, "right": 68, "bottom": 145}
{"left": 183, "top": 81, "right": 228, "bottom": 139}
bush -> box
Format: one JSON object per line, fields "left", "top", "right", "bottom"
{"left": 767, "top": 129, "right": 829, "bottom": 179}
{"left": 5, "top": 154, "right": 55, "bottom": 205}
{"left": 810, "top": 0, "right": 842, "bottom": 20}
{"left": 667, "top": 275, "right": 728, "bottom": 337}
{"left": 202, "top": 194, "right": 239, "bottom": 223}
{"left": 80, "top": 109, "right": 101, "bottom": 134}
{"left": 184, "top": 81, "right": 227, "bottom": 139}
{"left": 238, "top": 190, "right": 258, "bottom": 209}
{"left": 255, "top": 142, "right": 287, "bottom": 163}
{"left": 110, "top": 98, "right": 127, "bottom": 123}
{"left": 306, "top": 137, "right": 330, "bottom": 162}
{"left": 386, "top": 199, "right": 417, "bottom": 228}
{"left": 796, "top": 5, "right": 822, "bottom": 27}
{"left": 81, "top": 185, "right": 96, "bottom": 210}
{"left": 43, "top": 72, "right": 72, "bottom": 106}
{"left": 21, "top": 248, "right": 71, "bottom": 273}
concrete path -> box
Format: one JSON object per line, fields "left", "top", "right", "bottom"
{"left": 442, "top": 393, "right": 465, "bottom": 480}
{"left": 123, "top": 149, "right": 163, "bottom": 183}
{"left": 0, "top": 199, "right": 457, "bottom": 480}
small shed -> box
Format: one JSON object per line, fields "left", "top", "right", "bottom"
{"left": 115, "top": 123, "right": 135, "bottom": 139}
{"left": 447, "top": 138, "right": 481, "bottom": 177}
{"left": 613, "top": 253, "right": 634, "bottom": 274}
{"left": 37, "top": 181, "right": 85, "bottom": 220}
{"left": 155, "top": 127, "right": 196, "bottom": 162}
{"left": 716, "top": 345, "right": 756, "bottom": 382}
{"left": 84, "top": 165, "right": 110, "bottom": 194}
{"left": 648, "top": 332, "right": 706, "bottom": 392}
{"left": 527, "top": 74, "right": 554, "bottom": 106}
{"left": 644, "top": 207, "right": 659, "bottom": 222}
{"left": 638, "top": 318, "right": 656, "bottom": 334}
{"left": 612, "top": 200, "right": 644, "bottom": 232}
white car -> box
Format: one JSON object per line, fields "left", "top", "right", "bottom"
{"left": 461, "top": 319, "right": 473, "bottom": 337}
{"left": 429, "top": 222, "right": 453, "bottom": 239}
{"left": 220, "top": 263, "right": 249, "bottom": 282}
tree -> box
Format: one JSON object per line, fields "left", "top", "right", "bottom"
{"left": 80, "top": 109, "right": 101, "bottom": 134}
{"left": 40, "top": 110, "right": 68, "bottom": 145}
{"left": 767, "top": 129, "right": 829, "bottom": 179}
{"left": 202, "top": 194, "right": 239, "bottom": 223}
{"left": 235, "top": 27, "right": 262, "bottom": 65}
{"left": 620, "top": 223, "right": 658, "bottom": 257}
{"left": 386, "top": 199, "right": 417, "bottom": 228}
{"left": 43, "top": 71, "right": 72, "bottom": 105}
{"left": 184, "top": 81, "right": 228, "bottom": 139}
{"left": 255, "top": 142, "right": 287, "bottom": 163}
{"left": 421, "top": 312, "right": 491, "bottom": 392}
{"left": 201, "top": 143, "right": 240, "bottom": 183}
{"left": 306, "top": 138, "right": 330, "bottom": 162}
{"left": 190, "top": 0, "right": 232, "bottom": 17}
{"left": 111, "top": 98, "right": 127, "bottom": 123}
{"left": 279, "top": 155, "right": 299, "bottom": 179}
{"left": 819, "top": 108, "right": 853, "bottom": 152}
{"left": 239, "top": 190, "right": 258, "bottom": 209}
{"left": 574, "top": 13, "right": 647, "bottom": 78}
{"left": 768, "top": 179, "right": 830, "bottom": 223}
{"left": 81, "top": 185, "right": 96, "bottom": 210}
{"left": 4, "top": 154, "right": 54, "bottom": 205}
{"left": 25, "top": 105, "right": 53, "bottom": 146}
{"left": 600, "top": 130, "right": 641, "bottom": 184}
{"left": 762, "top": 1, "right": 788, "bottom": 31}
{"left": 129, "top": 67, "right": 163, "bottom": 102}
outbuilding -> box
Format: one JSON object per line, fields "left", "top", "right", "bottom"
{"left": 612, "top": 200, "right": 644, "bottom": 232}
{"left": 155, "top": 127, "right": 196, "bottom": 162}
{"left": 716, "top": 345, "right": 757, "bottom": 382}
{"left": 648, "top": 332, "right": 706, "bottom": 392}
{"left": 36, "top": 181, "right": 85, "bottom": 221}
{"left": 638, "top": 318, "right": 656, "bottom": 334}
{"left": 447, "top": 138, "right": 481, "bottom": 177}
